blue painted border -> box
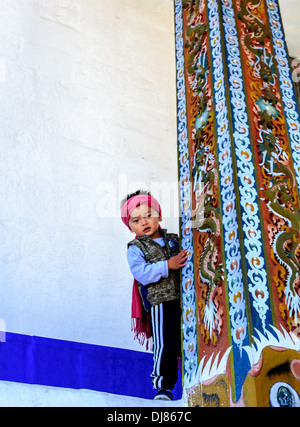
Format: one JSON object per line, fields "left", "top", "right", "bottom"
{"left": 174, "top": 0, "right": 198, "bottom": 382}
{"left": 207, "top": 0, "right": 251, "bottom": 402}
{"left": 0, "top": 333, "right": 182, "bottom": 401}
{"left": 220, "top": 0, "right": 273, "bottom": 335}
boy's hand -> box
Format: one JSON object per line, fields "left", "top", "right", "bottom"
{"left": 168, "top": 250, "right": 188, "bottom": 270}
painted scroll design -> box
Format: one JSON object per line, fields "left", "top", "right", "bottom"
{"left": 266, "top": 0, "right": 300, "bottom": 330}
{"left": 175, "top": 0, "right": 198, "bottom": 381}
{"left": 221, "top": 0, "right": 272, "bottom": 335}
{"left": 176, "top": 0, "right": 300, "bottom": 406}
{"left": 236, "top": 0, "right": 300, "bottom": 330}
{"left": 182, "top": 0, "right": 228, "bottom": 348}
{"left": 208, "top": 0, "right": 249, "bottom": 352}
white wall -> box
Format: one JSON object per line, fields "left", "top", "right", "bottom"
{"left": 0, "top": 0, "right": 297, "bottom": 363}
{"left": 0, "top": 0, "right": 178, "bottom": 352}
{"left": 279, "top": 0, "right": 300, "bottom": 59}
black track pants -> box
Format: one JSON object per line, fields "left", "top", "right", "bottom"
{"left": 150, "top": 300, "right": 181, "bottom": 390}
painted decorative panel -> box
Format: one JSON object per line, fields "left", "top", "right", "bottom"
{"left": 175, "top": 0, "right": 300, "bottom": 407}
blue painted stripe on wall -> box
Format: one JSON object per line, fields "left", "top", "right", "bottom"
{"left": 0, "top": 333, "right": 182, "bottom": 401}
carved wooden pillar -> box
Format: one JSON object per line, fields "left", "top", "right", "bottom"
{"left": 175, "top": 0, "right": 300, "bottom": 407}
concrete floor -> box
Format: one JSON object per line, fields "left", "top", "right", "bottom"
{"left": 0, "top": 381, "right": 184, "bottom": 407}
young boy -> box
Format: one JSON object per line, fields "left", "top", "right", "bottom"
{"left": 121, "top": 190, "right": 188, "bottom": 401}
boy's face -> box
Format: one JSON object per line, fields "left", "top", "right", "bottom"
{"left": 129, "top": 204, "right": 162, "bottom": 239}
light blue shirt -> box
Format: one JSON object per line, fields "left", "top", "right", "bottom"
{"left": 127, "top": 237, "right": 169, "bottom": 286}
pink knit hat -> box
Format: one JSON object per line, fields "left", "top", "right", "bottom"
{"left": 121, "top": 194, "right": 162, "bottom": 229}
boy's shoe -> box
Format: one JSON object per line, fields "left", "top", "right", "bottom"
{"left": 153, "top": 389, "right": 173, "bottom": 401}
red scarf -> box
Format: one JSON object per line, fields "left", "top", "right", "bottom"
{"left": 131, "top": 279, "right": 153, "bottom": 351}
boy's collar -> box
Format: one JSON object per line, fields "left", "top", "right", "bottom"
{"left": 137, "top": 228, "right": 167, "bottom": 240}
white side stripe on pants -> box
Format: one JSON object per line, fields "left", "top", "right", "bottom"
{"left": 151, "top": 304, "right": 164, "bottom": 390}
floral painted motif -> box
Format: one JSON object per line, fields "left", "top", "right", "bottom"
{"left": 175, "top": 0, "right": 300, "bottom": 406}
